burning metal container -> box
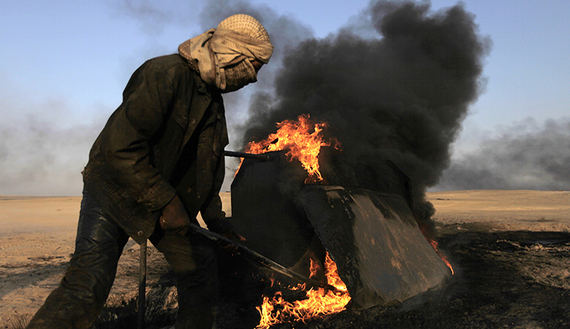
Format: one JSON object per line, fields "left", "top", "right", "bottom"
{"left": 229, "top": 148, "right": 451, "bottom": 310}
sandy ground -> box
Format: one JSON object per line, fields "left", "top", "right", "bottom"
{"left": 1, "top": 190, "right": 569, "bottom": 328}
{"left": 428, "top": 190, "right": 570, "bottom": 233}
{"left": 0, "top": 196, "right": 81, "bottom": 326}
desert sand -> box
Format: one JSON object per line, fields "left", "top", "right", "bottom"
{"left": 1, "top": 190, "right": 569, "bottom": 328}
{"left": 428, "top": 190, "right": 570, "bottom": 233}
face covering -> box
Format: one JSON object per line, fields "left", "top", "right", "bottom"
{"left": 220, "top": 58, "right": 257, "bottom": 93}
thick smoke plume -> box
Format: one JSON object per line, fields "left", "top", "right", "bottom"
{"left": 240, "top": 1, "right": 491, "bottom": 235}
{"left": 438, "top": 118, "right": 570, "bottom": 191}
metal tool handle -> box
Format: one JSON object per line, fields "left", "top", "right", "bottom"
{"left": 187, "top": 224, "right": 338, "bottom": 292}
{"left": 138, "top": 239, "right": 147, "bottom": 329}
{"left": 224, "top": 150, "right": 270, "bottom": 161}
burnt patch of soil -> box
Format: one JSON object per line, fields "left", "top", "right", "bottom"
{"left": 216, "top": 231, "right": 570, "bottom": 329}
{"left": 77, "top": 231, "right": 570, "bottom": 329}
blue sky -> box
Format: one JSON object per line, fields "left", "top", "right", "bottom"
{"left": 1, "top": 0, "right": 569, "bottom": 195}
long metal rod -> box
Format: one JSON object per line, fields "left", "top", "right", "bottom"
{"left": 224, "top": 150, "right": 270, "bottom": 161}
{"left": 138, "top": 239, "right": 147, "bottom": 329}
{"left": 187, "top": 224, "right": 339, "bottom": 292}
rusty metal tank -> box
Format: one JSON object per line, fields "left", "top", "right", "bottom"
{"left": 229, "top": 149, "right": 451, "bottom": 309}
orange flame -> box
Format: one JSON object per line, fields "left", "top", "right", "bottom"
{"left": 244, "top": 114, "right": 340, "bottom": 183}
{"left": 309, "top": 258, "right": 319, "bottom": 278}
{"left": 428, "top": 238, "right": 455, "bottom": 275}
{"left": 256, "top": 253, "right": 351, "bottom": 328}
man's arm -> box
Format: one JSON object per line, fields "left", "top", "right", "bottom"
{"left": 94, "top": 59, "right": 179, "bottom": 213}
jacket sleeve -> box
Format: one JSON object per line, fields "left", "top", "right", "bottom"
{"left": 200, "top": 155, "right": 234, "bottom": 233}
{"left": 95, "top": 60, "right": 180, "bottom": 212}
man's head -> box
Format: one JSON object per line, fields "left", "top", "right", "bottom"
{"left": 179, "top": 14, "right": 273, "bottom": 93}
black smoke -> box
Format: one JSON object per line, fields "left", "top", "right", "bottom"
{"left": 437, "top": 118, "right": 570, "bottom": 191}
{"left": 239, "top": 1, "right": 491, "bottom": 236}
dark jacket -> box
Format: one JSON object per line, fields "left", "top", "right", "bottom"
{"left": 82, "top": 54, "right": 230, "bottom": 244}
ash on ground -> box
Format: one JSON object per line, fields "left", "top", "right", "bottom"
{"left": 87, "top": 230, "right": 570, "bottom": 329}
{"left": 213, "top": 231, "right": 570, "bottom": 329}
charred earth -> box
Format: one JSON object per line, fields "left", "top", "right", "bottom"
{"left": 83, "top": 230, "right": 570, "bottom": 329}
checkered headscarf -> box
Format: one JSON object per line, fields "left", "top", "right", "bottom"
{"left": 179, "top": 14, "right": 273, "bottom": 91}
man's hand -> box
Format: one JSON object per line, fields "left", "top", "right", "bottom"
{"left": 160, "top": 194, "right": 190, "bottom": 235}
{"left": 221, "top": 229, "right": 246, "bottom": 253}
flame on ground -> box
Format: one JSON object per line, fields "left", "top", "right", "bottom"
{"left": 243, "top": 114, "right": 340, "bottom": 183}
{"left": 428, "top": 238, "right": 455, "bottom": 275}
{"left": 420, "top": 227, "right": 454, "bottom": 275}
{"left": 256, "top": 253, "right": 351, "bottom": 328}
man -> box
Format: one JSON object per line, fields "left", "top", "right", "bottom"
{"left": 26, "top": 14, "right": 273, "bottom": 329}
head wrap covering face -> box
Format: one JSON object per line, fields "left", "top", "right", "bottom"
{"left": 179, "top": 14, "right": 273, "bottom": 92}
{"left": 220, "top": 56, "right": 258, "bottom": 93}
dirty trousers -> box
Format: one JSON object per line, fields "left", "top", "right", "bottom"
{"left": 25, "top": 190, "right": 218, "bottom": 329}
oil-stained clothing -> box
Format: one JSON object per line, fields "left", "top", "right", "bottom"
{"left": 83, "top": 53, "right": 231, "bottom": 242}
{"left": 26, "top": 54, "right": 231, "bottom": 329}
